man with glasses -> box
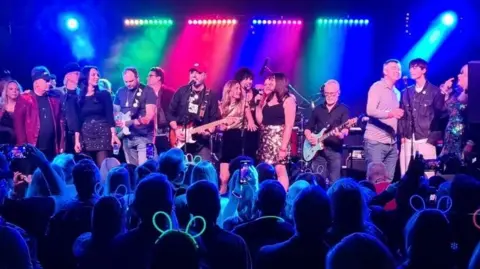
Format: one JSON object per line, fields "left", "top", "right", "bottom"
{"left": 147, "top": 67, "right": 174, "bottom": 154}
{"left": 304, "top": 80, "right": 350, "bottom": 182}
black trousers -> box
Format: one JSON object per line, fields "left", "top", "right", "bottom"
{"left": 64, "top": 132, "right": 76, "bottom": 154}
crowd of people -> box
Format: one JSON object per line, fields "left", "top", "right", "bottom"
{"left": 0, "top": 142, "right": 479, "bottom": 269}
{"left": 0, "top": 57, "right": 479, "bottom": 268}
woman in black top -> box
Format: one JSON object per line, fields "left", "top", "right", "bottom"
{"left": 255, "top": 73, "right": 296, "bottom": 190}
{"left": 78, "top": 66, "right": 121, "bottom": 166}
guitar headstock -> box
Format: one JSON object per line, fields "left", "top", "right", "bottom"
{"left": 345, "top": 117, "right": 358, "bottom": 128}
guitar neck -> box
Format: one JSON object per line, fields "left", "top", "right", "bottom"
{"left": 190, "top": 119, "right": 227, "bottom": 134}
{"left": 319, "top": 121, "right": 350, "bottom": 141}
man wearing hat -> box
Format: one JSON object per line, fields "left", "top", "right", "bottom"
{"left": 13, "top": 66, "right": 64, "bottom": 160}
{"left": 56, "top": 62, "right": 82, "bottom": 153}
{"left": 166, "top": 63, "right": 219, "bottom": 161}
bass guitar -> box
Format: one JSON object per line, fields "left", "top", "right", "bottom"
{"left": 169, "top": 117, "right": 241, "bottom": 148}
{"left": 302, "top": 116, "right": 359, "bottom": 161}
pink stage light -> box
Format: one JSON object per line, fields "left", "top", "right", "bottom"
{"left": 188, "top": 18, "right": 237, "bottom": 26}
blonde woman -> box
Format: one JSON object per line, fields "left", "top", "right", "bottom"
{"left": 218, "top": 80, "right": 255, "bottom": 194}
{"left": 0, "top": 80, "right": 22, "bottom": 144}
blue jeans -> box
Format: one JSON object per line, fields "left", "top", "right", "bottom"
{"left": 311, "top": 148, "right": 342, "bottom": 182}
{"left": 364, "top": 139, "right": 398, "bottom": 181}
{"left": 123, "top": 136, "right": 153, "bottom": 166}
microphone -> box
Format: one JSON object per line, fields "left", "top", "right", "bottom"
{"left": 255, "top": 91, "right": 264, "bottom": 106}
{"left": 260, "top": 58, "right": 270, "bottom": 76}
{"left": 188, "top": 80, "right": 195, "bottom": 87}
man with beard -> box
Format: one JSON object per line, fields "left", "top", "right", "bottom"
{"left": 114, "top": 67, "right": 157, "bottom": 165}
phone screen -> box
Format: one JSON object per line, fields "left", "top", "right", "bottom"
{"left": 11, "top": 146, "right": 26, "bottom": 159}
{"left": 239, "top": 161, "right": 251, "bottom": 185}
{"left": 146, "top": 143, "right": 155, "bottom": 159}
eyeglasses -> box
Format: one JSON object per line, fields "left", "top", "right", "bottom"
{"left": 324, "top": 92, "right": 339, "bottom": 97}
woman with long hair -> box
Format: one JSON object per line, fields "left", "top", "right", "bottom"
{"left": 255, "top": 73, "right": 296, "bottom": 190}
{"left": 78, "top": 66, "right": 121, "bottom": 166}
{"left": 440, "top": 64, "right": 469, "bottom": 159}
{"left": 218, "top": 80, "right": 254, "bottom": 193}
{"left": 0, "top": 80, "right": 22, "bottom": 144}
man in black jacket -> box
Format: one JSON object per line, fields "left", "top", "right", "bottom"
{"left": 399, "top": 58, "right": 445, "bottom": 177}
{"left": 167, "top": 63, "right": 219, "bottom": 161}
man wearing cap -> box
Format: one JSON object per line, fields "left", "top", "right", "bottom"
{"left": 147, "top": 67, "right": 174, "bottom": 154}
{"left": 114, "top": 67, "right": 157, "bottom": 165}
{"left": 167, "top": 63, "right": 219, "bottom": 161}
{"left": 13, "top": 66, "right": 64, "bottom": 160}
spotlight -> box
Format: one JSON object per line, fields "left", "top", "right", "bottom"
{"left": 441, "top": 11, "right": 457, "bottom": 26}
{"left": 66, "top": 17, "right": 79, "bottom": 31}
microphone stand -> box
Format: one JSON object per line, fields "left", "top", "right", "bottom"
{"left": 406, "top": 82, "right": 416, "bottom": 162}
{"left": 240, "top": 86, "right": 249, "bottom": 156}
{"left": 183, "top": 84, "right": 193, "bottom": 153}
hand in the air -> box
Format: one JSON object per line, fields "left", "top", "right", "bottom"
{"left": 440, "top": 78, "right": 455, "bottom": 95}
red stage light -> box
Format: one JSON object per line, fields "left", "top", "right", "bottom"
{"left": 188, "top": 20, "right": 193, "bottom": 25}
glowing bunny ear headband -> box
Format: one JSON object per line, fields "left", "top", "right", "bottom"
{"left": 409, "top": 194, "right": 453, "bottom": 214}
{"left": 95, "top": 182, "right": 128, "bottom": 197}
{"left": 185, "top": 154, "right": 202, "bottom": 165}
{"left": 152, "top": 211, "right": 207, "bottom": 248}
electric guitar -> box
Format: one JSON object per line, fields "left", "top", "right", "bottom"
{"left": 169, "top": 117, "right": 241, "bottom": 148}
{"left": 303, "top": 116, "right": 359, "bottom": 161}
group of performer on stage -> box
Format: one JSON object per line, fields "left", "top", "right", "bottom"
{"left": 0, "top": 58, "right": 471, "bottom": 191}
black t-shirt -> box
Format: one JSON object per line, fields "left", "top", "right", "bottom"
{"left": 36, "top": 94, "right": 55, "bottom": 150}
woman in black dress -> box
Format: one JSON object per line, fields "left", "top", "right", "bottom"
{"left": 78, "top": 66, "right": 121, "bottom": 166}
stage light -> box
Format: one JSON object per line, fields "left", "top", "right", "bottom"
{"left": 66, "top": 17, "right": 79, "bottom": 31}
{"left": 252, "top": 19, "right": 302, "bottom": 26}
{"left": 187, "top": 18, "right": 237, "bottom": 26}
{"left": 441, "top": 11, "right": 457, "bottom": 26}
{"left": 124, "top": 18, "right": 174, "bottom": 27}
{"left": 316, "top": 17, "right": 370, "bottom": 26}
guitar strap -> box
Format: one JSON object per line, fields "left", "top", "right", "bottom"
{"left": 129, "top": 84, "right": 145, "bottom": 119}
{"left": 198, "top": 88, "right": 210, "bottom": 119}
